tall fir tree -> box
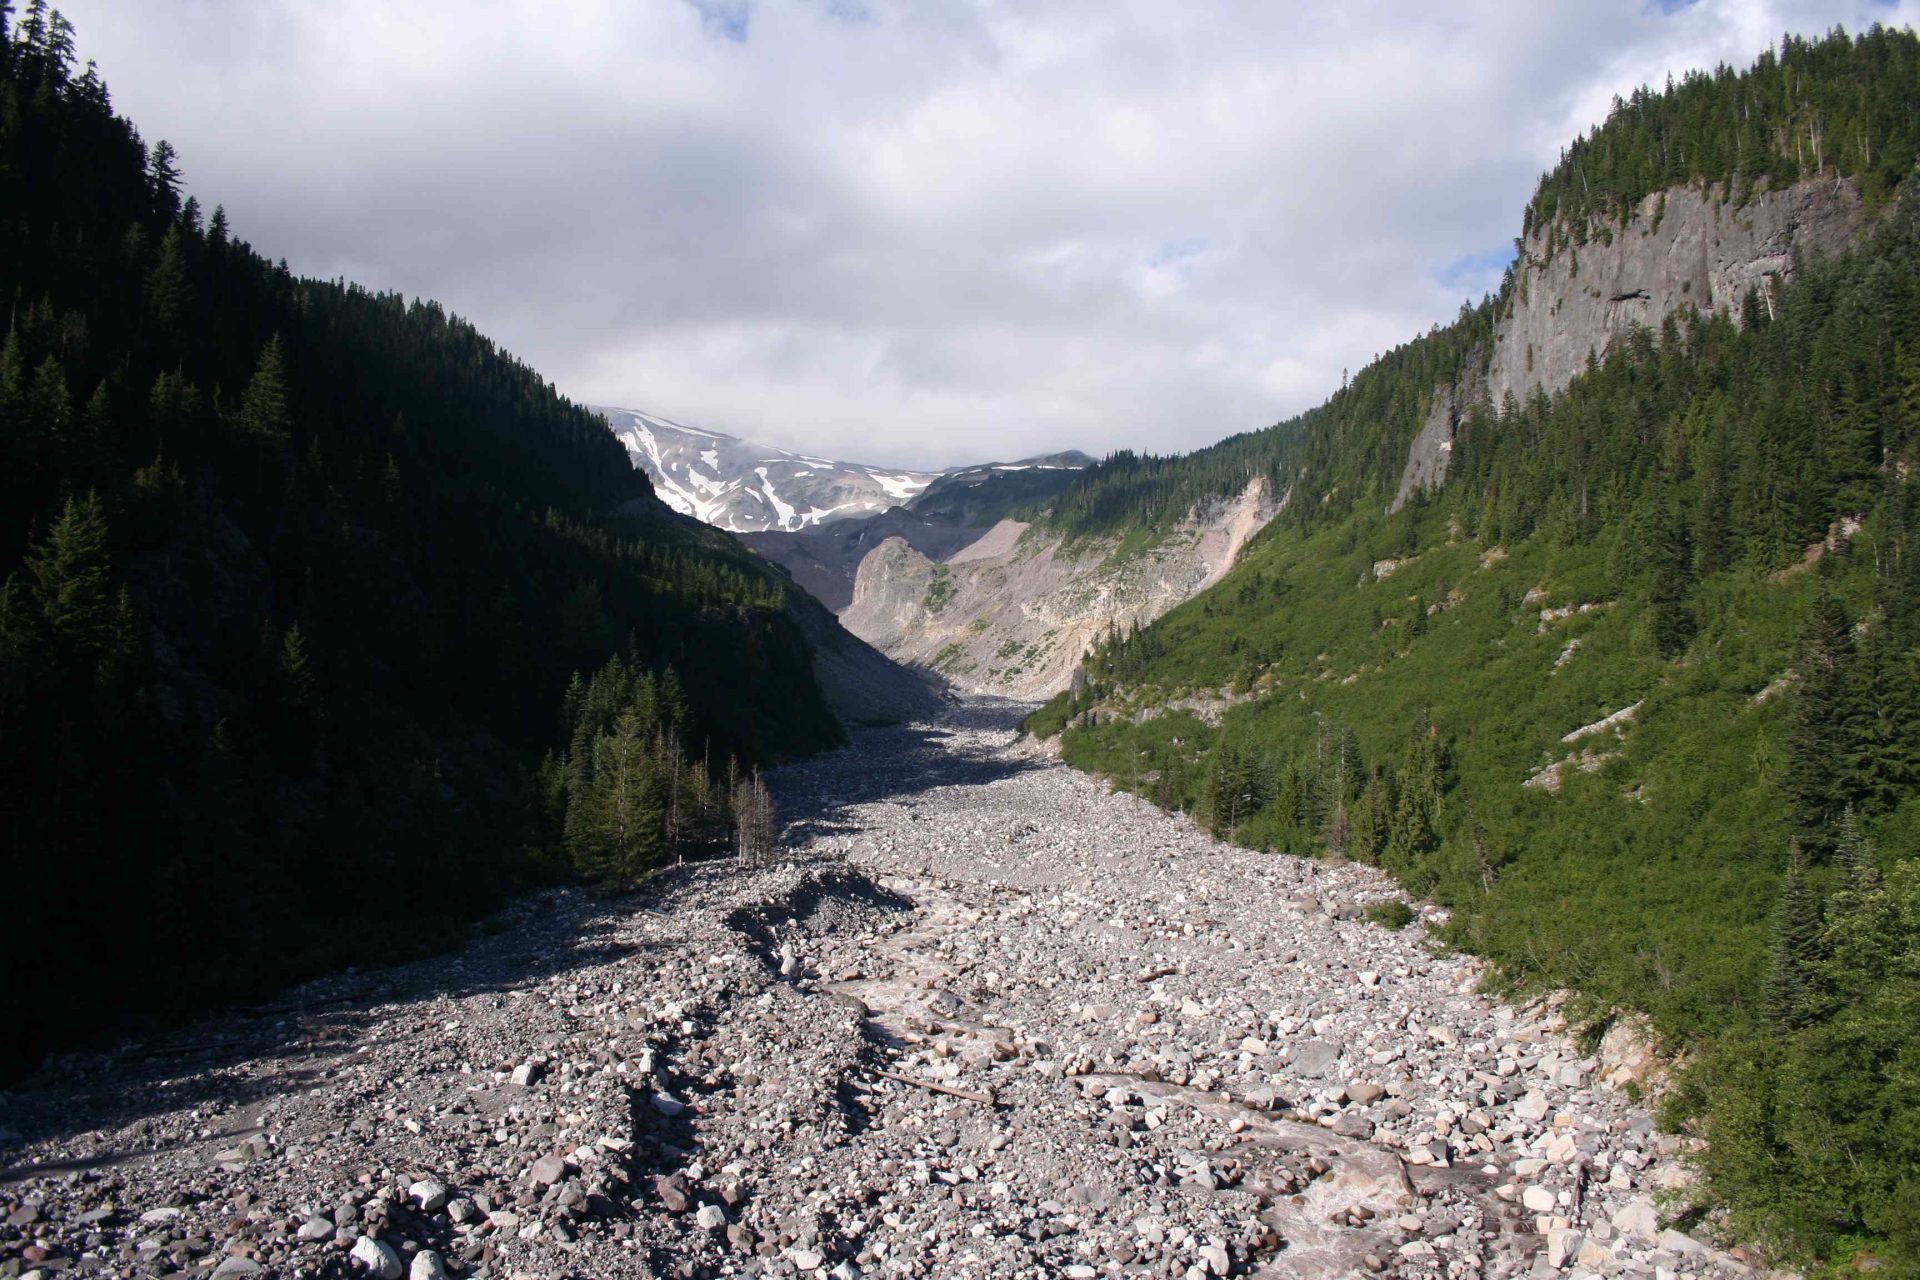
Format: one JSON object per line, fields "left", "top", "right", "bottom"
{"left": 144, "top": 224, "right": 191, "bottom": 334}
{"left": 240, "top": 334, "right": 292, "bottom": 440}
{"left": 1763, "top": 844, "right": 1824, "bottom": 1029}
{"left": 1787, "top": 587, "right": 1860, "bottom": 857}
{"left": 1385, "top": 711, "right": 1444, "bottom": 879}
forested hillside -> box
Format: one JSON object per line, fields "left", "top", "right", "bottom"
{"left": 1027, "top": 27, "right": 1920, "bottom": 1273}
{"left": 1035, "top": 26, "right": 1920, "bottom": 551}
{"left": 0, "top": 4, "right": 842, "bottom": 1079}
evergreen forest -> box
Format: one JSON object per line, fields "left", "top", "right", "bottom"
{"left": 1027, "top": 27, "right": 1920, "bottom": 1273}
{"left": 0, "top": 4, "right": 841, "bottom": 1080}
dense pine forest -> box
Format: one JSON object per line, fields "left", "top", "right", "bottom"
{"left": 1027, "top": 27, "right": 1920, "bottom": 1274}
{"left": 0, "top": 4, "right": 842, "bottom": 1080}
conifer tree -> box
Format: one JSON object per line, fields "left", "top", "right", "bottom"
{"left": 1788, "top": 588, "right": 1860, "bottom": 856}
{"left": 15, "top": 0, "right": 43, "bottom": 51}
{"left": 22, "top": 491, "right": 112, "bottom": 654}
{"left": 1208, "top": 742, "right": 1250, "bottom": 837}
{"left": 1816, "top": 813, "right": 1897, "bottom": 1008}
{"left": 1849, "top": 621, "right": 1919, "bottom": 813}
{"left": 41, "top": 6, "right": 70, "bottom": 79}
{"left": 578, "top": 709, "right": 661, "bottom": 881}
{"left": 1386, "top": 711, "right": 1444, "bottom": 875}
{"left": 1833, "top": 805, "right": 1871, "bottom": 881}
{"left": 1763, "top": 844, "right": 1823, "bottom": 1028}
{"left": 23, "top": 354, "right": 67, "bottom": 467}
{"left": 144, "top": 224, "right": 191, "bottom": 333}
{"left": 1276, "top": 756, "right": 1305, "bottom": 830}
{"left": 1349, "top": 769, "right": 1385, "bottom": 864}
{"left": 240, "top": 334, "right": 291, "bottom": 440}
{"left": 147, "top": 139, "right": 181, "bottom": 216}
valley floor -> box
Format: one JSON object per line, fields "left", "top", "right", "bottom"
{"left": 0, "top": 703, "right": 1758, "bottom": 1280}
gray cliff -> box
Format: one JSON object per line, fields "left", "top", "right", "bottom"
{"left": 1393, "top": 176, "right": 1868, "bottom": 512}
{"left": 1487, "top": 178, "right": 1866, "bottom": 408}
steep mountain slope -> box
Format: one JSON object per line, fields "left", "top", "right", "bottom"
{"left": 596, "top": 405, "right": 938, "bottom": 532}
{"left": 1022, "top": 28, "right": 1920, "bottom": 1269}
{"left": 735, "top": 452, "right": 1095, "bottom": 615}
{"left": 843, "top": 478, "right": 1279, "bottom": 699}
{"left": 0, "top": 14, "right": 916, "bottom": 1078}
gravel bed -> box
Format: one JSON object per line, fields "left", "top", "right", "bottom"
{"left": 0, "top": 700, "right": 1764, "bottom": 1280}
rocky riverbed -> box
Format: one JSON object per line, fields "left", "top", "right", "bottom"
{"left": 0, "top": 702, "right": 1770, "bottom": 1280}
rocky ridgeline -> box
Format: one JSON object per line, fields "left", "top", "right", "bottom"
{"left": 0, "top": 703, "right": 1770, "bottom": 1280}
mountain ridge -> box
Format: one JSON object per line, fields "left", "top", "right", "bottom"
{"left": 596, "top": 404, "right": 1091, "bottom": 534}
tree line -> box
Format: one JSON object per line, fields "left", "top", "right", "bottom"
{"left": 0, "top": 2, "right": 828, "bottom": 1079}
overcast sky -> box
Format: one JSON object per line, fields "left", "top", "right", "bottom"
{"left": 53, "top": 0, "right": 1919, "bottom": 469}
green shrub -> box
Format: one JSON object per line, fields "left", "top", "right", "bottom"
{"left": 1366, "top": 900, "right": 1416, "bottom": 930}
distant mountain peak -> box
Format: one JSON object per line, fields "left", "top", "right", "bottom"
{"left": 593, "top": 405, "right": 1090, "bottom": 535}
{"left": 593, "top": 406, "right": 939, "bottom": 533}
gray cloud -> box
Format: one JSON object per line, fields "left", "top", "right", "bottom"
{"left": 55, "top": 0, "right": 1918, "bottom": 468}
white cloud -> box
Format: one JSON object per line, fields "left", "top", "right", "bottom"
{"left": 53, "top": 0, "right": 1920, "bottom": 467}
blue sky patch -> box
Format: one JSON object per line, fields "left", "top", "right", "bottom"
{"left": 1440, "top": 247, "right": 1515, "bottom": 291}
{"left": 1152, "top": 237, "right": 1211, "bottom": 267}
{"left": 688, "top": 0, "right": 751, "bottom": 42}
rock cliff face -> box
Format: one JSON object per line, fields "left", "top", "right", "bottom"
{"left": 1392, "top": 356, "right": 1485, "bottom": 513}
{"left": 739, "top": 508, "right": 986, "bottom": 613}
{"left": 840, "top": 479, "right": 1280, "bottom": 699}
{"left": 1395, "top": 177, "right": 1868, "bottom": 510}
{"left": 1488, "top": 177, "right": 1866, "bottom": 407}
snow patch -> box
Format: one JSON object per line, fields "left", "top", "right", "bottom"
{"left": 869, "top": 472, "right": 931, "bottom": 501}
{"left": 756, "top": 467, "right": 798, "bottom": 529}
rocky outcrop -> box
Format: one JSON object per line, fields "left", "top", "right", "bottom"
{"left": 841, "top": 479, "right": 1281, "bottom": 698}
{"left": 1391, "top": 355, "right": 1485, "bottom": 513}
{"left": 1488, "top": 177, "right": 1867, "bottom": 407}
{"left": 1393, "top": 177, "right": 1868, "bottom": 513}
{"left": 741, "top": 507, "right": 986, "bottom": 613}
{"left": 1392, "top": 385, "right": 1460, "bottom": 513}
